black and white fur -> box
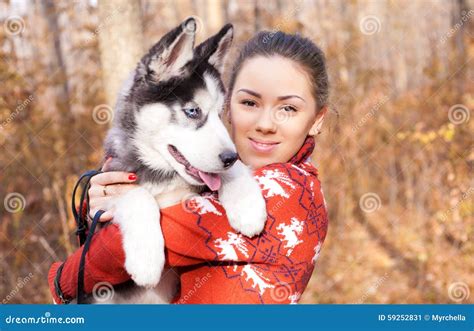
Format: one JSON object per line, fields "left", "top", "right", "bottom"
{"left": 85, "top": 18, "right": 266, "bottom": 303}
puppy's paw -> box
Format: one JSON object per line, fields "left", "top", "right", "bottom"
{"left": 220, "top": 162, "right": 267, "bottom": 237}
{"left": 112, "top": 187, "right": 165, "bottom": 287}
{"left": 225, "top": 189, "right": 266, "bottom": 237}
{"left": 125, "top": 247, "right": 165, "bottom": 288}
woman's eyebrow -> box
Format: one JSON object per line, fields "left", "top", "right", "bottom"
{"left": 237, "top": 88, "right": 261, "bottom": 98}
{"left": 237, "top": 89, "right": 306, "bottom": 104}
{"left": 277, "top": 95, "right": 306, "bottom": 103}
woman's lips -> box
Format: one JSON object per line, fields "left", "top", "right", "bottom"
{"left": 248, "top": 137, "right": 280, "bottom": 153}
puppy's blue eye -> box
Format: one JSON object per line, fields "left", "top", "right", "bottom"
{"left": 183, "top": 107, "right": 201, "bottom": 119}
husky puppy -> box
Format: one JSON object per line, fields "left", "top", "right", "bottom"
{"left": 85, "top": 18, "right": 267, "bottom": 303}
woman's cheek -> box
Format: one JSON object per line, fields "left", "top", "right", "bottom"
{"left": 275, "top": 119, "right": 304, "bottom": 161}
{"left": 232, "top": 107, "right": 254, "bottom": 134}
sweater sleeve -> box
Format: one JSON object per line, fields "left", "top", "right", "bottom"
{"left": 48, "top": 162, "right": 328, "bottom": 303}
{"left": 48, "top": 223, "right": 131, "bottom": 304}
{"left": 162, "top": 162, "right": 327, "bottom": 268}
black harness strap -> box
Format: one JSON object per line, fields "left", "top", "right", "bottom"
{"left": 77, "top": 209, "right": 105, "bottom": 304}
{"left": 55, "top": 169, "right": 106, "bottom": 304}
{"left": 54, "top": 262, "right": 70, "bottom": 304}
{"left": 71, "top": 170, "right": 102, "bottom": 246}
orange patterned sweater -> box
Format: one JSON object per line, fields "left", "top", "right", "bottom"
{"left": 48, "top": 136, "right": 329, "bottom": 304}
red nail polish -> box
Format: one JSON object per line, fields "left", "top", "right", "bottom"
{"left": 129, "top": 174, "right": 137, "bottom": 181}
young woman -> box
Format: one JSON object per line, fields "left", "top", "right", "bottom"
{"left": 48, "top": 30, "right": 330, "bottom": 304}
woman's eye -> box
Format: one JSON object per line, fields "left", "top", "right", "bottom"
{"left": 241, "top": 100, "right": 257, "bottom": 107}
{"left": 283, "top": 105, "right": 297, "bottom": 112}
{"left": 183, "top": 107, "right": 201, "bottom": 119}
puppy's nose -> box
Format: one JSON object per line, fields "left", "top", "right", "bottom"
{"left": 219, "top": 151, "right": 238, "bottom": 169}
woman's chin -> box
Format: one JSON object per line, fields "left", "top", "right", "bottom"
{"left": 241, "top": 154, "right": 276, "bottom": 170}
{"left": 238, "top": 142, "right": 288, "bottom": 169}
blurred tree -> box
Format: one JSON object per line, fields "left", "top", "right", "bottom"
{"left": 39, "top": 0, "right": 71, "bottom": 119}
{"left": 452, "top": 0, "right": 468, "bottom": 94}
{"left": 207, "top": 0, "right": 224, "bottom": 34}
{"left": 97, "top": 0, "right": 144, "bottom": 107}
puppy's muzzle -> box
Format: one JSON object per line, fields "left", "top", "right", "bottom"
{"left": 219, "top": 151, "right": 238, "bottom": 169}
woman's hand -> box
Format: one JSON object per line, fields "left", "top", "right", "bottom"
{"left": 88, "top": 158, "right": 138, "bottom": 222}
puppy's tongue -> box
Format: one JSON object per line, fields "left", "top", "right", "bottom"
{"left": 198, "top": 171, "right": 221, "bottom": 191}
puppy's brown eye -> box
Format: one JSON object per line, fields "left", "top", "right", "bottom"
{"left": 183, "top": 107, "right": 201, "bottom": 119}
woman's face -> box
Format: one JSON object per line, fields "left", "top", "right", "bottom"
{"left": 230, "top": 55, "right": 326, "bottom": 169}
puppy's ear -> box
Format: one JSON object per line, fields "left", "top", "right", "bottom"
{"left": 137, "top": 18, "right": 196, "bottom": 82}
{"left": 195, "top": 24, "right": 233, "bottom": 75}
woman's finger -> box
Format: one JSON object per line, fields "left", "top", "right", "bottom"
{"left": 89, "top": 183, "right": 139, "bottom": 197}
{"left": 89, "top": 207, "right": 114, "bottom": 222}
{"left": 88, "top": 196, "right": 110, "bottom": 210}
{"left": 99, "top": 210, "right": 114, "bottom": 222}
{"left": 90, "top": 171, "right": 137, "bottom": 186}
{"left": 106, "top": 183, "right": 139, "bottom": 196}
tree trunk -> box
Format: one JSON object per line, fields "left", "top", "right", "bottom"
{"left": 452, "top": 0, "right": 468, "bottom": 95}
{"left": 39, "top": 0, "right": 71, "bottom": 116}
{"left": 97, "top": 0, "right": 144, "bottom": 108}
{"left": 254, "top": 0, "right": 260, "bottom": 32}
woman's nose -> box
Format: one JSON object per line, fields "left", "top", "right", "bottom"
{"left": 255, "top": 107, "right": 277, "bottom": 134}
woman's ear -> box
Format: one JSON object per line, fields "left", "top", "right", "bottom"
{"left": 309, "top": 106, "right": 328, "bottom": 136}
